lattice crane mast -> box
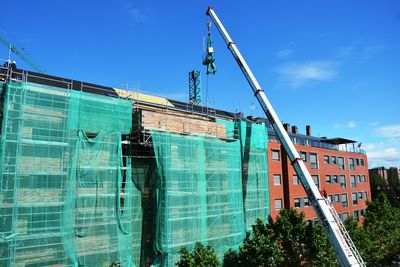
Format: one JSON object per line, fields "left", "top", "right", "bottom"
{"left": 0, "top": 32, "right": 45, "bottom": 73}
{"left": 205, "top": 6, "right": 365, "bottom": 267}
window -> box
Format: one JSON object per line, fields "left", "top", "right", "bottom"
{"left": 361, "top": 208, "right": 367, "bottom": 216}
{"left": 350, "top": 175, "right": 356, "bottom": 188}
{"left": 357, "top": 175, "right": 362, "bottom": 183}
{"left": 275, "top": 199, "right": 283, "bottom": 210}
{"left": 340, "top": 175, "right": 346, "bottom": 188}
{"left": 360, "top": 175, "right": 366, "bottom": 183}
{"left": 334, "top": 194, "right": 340, "bottom": 203}
{"left": 354, "top": 210, "right": 362, "bottom": 220}
{"left": 329, "top": 194, "right": 341, "bottom": 203}
{"left": 349, "top": 158, "right": 355, "bottom": 171}
{"left": 274, "top": 174, "right": 281, "bottom": 185}
{"left": 332, "top": 175, "right": 338, "bottom": 184}
{"left": 326, "top": 175, "right": 331, "bottom": 183}
{"left": 356, "top": 158, "right": 360, "bottom": 166}
{"left": 363, "top": 192, "right": 367, "bottom": 199}
{"left": 324, "top": 155, "right": 329, "bottom": 164}
{"left": 358, "top": 192, "right": 363, "bottom": 199}
{"left": 339, "top": 212, "right": 349, "bottom": 221}
{"left": 352, "top": 193, "right": 358, "bottom": 205}
{"left": 331, "top": 156, "right": 337, "bottom": 165}
{"left": 338, "top": 157, "right": 345, "bottom": 170}
{"left": 300, "top": 151, "right": 308, "bottom": 162}
{"left": 294, "top": 198, "right": 301, "bottom": 208}
{"left": 272, "top": 150, "right": 280, "bottom": 161}
{"left": 360, "top": 159, "right": 364, "bottom": 166}
{"left": 294, "top": 197, "right": 309, "bottom": 208}
{"left": 341, "top": 194, "right": 348, "bottom": 207}
{"left": 309, "top": 153, "right": 318, "bottom": 169}
{"left": 293, "top": 175, "right": 299, "bottom": 185}
{"left": 304, "top": 198, "right": 309, "bottom": 207}
{"left": 312, "top": 175, "right": 319, "bottom": 189}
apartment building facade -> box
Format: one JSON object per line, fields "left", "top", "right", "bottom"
{"left": 268, "top": 124, "right": 371, "bottom": 222}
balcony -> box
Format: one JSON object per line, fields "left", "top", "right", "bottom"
{"left": 268, "top": 132, "right": 366, "bottom": 155}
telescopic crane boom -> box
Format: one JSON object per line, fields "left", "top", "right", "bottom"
{"left": 205, "top": 7, "right": 365, "bottom": 267}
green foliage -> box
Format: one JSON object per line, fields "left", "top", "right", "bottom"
{"left": 237, "top": 218, "right": 282, "bottom": 266}
{"left": 179, "top": 196, "right": 400, "bottom": 267}
{"left": 303, "top": 222, "right": 337, "bottom": 267}
{"left": 363, "top": 193, "right": 400, "bottom": 265}
{"left": 176, "top": 242, "right": 219, "bottom": 267}
{"left": 369, "top": 172, "right": 388, "bottom": 201}
{"left": 222, "top": 210, "right": 337, "bottom": 267}
{"left": 344, "top": 193, "right": 400, "bottom": 266}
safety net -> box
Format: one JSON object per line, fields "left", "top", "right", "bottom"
{"left": 0, "top": 79, "right": 270, "bottom": 267}
{"left": 151, "top": 131, "right": 245, "bottom": 266}
{"left": 238, "top": 121, "right": 270, "bottom": 232}
{"left": 0, "top": 80, "right": 140, "bottom": 266}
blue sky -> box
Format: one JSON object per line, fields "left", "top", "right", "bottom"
{"left": 1, "top": 0, "right": 399, "bottom": 168}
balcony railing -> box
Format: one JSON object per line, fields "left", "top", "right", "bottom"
{"left": 268, "top": 133, "right": 366, "bottom": 155}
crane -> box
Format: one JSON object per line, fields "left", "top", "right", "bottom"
{"left": 0, "top": 31, "right": 45, "bottom": 73}
{"left": 205, "top": 7, "right": 365, "bottom": 267}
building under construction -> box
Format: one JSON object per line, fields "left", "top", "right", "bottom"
{"left": 0, "top": 66, "right": 270, "bottom": 266}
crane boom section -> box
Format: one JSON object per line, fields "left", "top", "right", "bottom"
{"left": 0, "top": 34, "right": 45, "bottom": 73}
{"left": 206, "top": 7, "right": 365, "bottom": 267}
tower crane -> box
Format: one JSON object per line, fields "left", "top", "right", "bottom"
{"left": 205, "top": 7, "right": 365, "bottom": 267}
{"left": 0, "top": 31, "right": 45, "bottom": 73}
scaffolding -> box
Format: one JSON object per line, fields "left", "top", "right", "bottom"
{"left": 0, "top": 80, "right": 140, "bottom": 266}
{"left": 0, "top": 72, "right": 270, "bottom": 266}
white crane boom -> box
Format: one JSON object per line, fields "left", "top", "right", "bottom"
{"left": 205, "top": 6, "right": 365, "bottom": 267}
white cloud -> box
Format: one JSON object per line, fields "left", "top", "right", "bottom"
{"left": 276, "top": 60, "right": 338, "bottom": 88}
{"left": 277, "top": 48, "right": 293, "bottom": 58}
{"left": 128, "top": 8, "right": 147, "bottom": 22}
{"left": 333, "top": 124, "right": 341, "bottom": 129}
{"left": 375, "top": 124, "right": 400, "bottom": 138}
{"left": 347, "top": 120, "right": 357, "bottom": 128}
{"left": 364, "top": 142, "right": 400, "bottom": 168}
{"left": 368, "top": 122, "right": 380, "bottom": 127}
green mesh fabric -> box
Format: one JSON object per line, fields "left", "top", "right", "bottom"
{"left": 0, "top": 81, "right": 139, "bottom": 266}
{"left": 0, "top": 79, "right": 270, "bottom": 267}
{"left": 151, "top": 131, "right": 245, "bottom": 266}
{"left": 216, "top": 119, "right": 270, "bottom": 233}
{"left": 239, "top": 121, "right": 270, "bottom": 232}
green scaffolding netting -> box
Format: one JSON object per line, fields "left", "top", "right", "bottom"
{"left": 0, "top": 79, "right": 270, "bottom": 267}
{"left": 0, "top": 81, "right": 141, "bottom": 267}
{"left": 151, "top": 131, "right": 245, "bottom": 266}
{"left": 149, "top": 120, "right": 270, "bottom": 266}
{"left": 238, "top": 121, "right": 270, "bottom": 232}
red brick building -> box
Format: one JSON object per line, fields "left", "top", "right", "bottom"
{"left": 268, "top": 124, "right": 371, "bottom": 222}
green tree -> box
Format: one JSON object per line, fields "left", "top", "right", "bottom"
{"left": 223, "top": 218, "right": 282, "bottom": 267}
{"left": 369, "top": 173, "right": 388, "bottom": 201}
{"left": 176, "top": 242, "right": 219, "bottom": 267}
{"left": 271, "top": 209, "right": 337, "bottom": 266}
{"left": 361, "top": 193, "right": 400, "bottom": 266}
{"left": 303, "top": 222, "right": 337, "bottom": 267}
{"left": 269, "top": 209, "right": 309, "bottom": 266}
{"left": 223, "top": 210, "right": 338, "bottom": 267}
{"left": 343, "top": 217, "right": 371, "bottom": 262}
